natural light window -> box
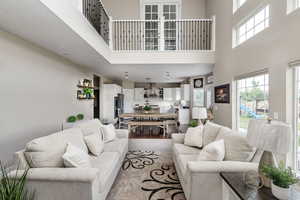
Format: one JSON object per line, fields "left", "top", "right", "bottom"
{"left": 233, "top": 0, "right": 247, "bottom": 13}
{"left": 293, "top": 67, "right": 300, "bottom": 172}
{"left": 236, "top": 5, "right": 270, "bottom": 45}
{"left": 236, "top": 73, "right": 269, "bottom": 132}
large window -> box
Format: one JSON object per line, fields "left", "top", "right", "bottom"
{"left": 236, "top": 5, "right": 270, "bottom": 45}
{"left": 236, "top": 73, "right": 269, "bottom": 132}
{"left": 293, "top": 67, "right": 300, "bottom": 172}
{"left": 193, "top": 89, "right": 205, "bottom": 107}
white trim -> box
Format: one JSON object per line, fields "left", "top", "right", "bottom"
{"left": 140, "top": 0, "right": 182, "bottom": 19}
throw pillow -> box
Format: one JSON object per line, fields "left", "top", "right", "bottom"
{"left": 101, "top": 124, "right": 117, "bottom": 143}
{"left": 62, "top": 143, "right": 91, "bottom": 168}
{"left": 202, "top": 121, "right": 223, "bottom": 146}
{"left": 76, "top": 119, "right": 102, "bottom": 137}
{"left": 84, "top": 133, "right": 104, "bottom": 156}
{"left": 197, "top": 139, "right": 225, "bottom": 161}
{"left": 223, "top": 133, "right": 257, "bottom": 162}
{"left": 184, "top": 126, "right": 204, "bottom": 148}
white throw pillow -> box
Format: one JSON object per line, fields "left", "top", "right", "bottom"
{"left": 202, "top": 121, "right": 223, "bottom": 146}
{"left": 197, "top": 139, "right": 225, "bottom": 161}
{"left": 84, "top": 133, "right": 104, "bottom": 156}
{"left": 101, "top": 124, "right": 116, "bottom": 143}
{"left": 184, "top": 126, "right": 204, "bottom": 148}
{"left": 62, "top": 143, "right": 91, "bottom": 168}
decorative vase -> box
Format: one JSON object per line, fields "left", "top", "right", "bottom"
{"left": 271, "top": 182, "right": 290, "bottom": 200}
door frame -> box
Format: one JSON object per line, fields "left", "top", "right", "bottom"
{"left": 139, "top": 0, "right": 182, "bottom": 20}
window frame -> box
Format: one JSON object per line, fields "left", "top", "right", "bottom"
{"left": 234, "top": 5, "right": 270, "bottom": 47}
{"left": 233, "top": 0, "right": 247, "bottom": 13}
{"left": 234, "top": 71, "right": 269, "bottom": 133}
{"left": 292, "top": 67, "right": 300, "bottom": 173}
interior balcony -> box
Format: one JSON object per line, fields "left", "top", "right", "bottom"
{"left": 0, "top": 0, "right": 215, "bottom": 66}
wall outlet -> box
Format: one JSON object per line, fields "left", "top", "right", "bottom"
{"left": 273, "top": 112, "right": 279, "bottom": 120}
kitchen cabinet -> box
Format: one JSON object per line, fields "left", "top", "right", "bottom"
{"left": 134, "top": 88, "right": 144, "bottom": 101}
{"left": 163, "top": 88, "right": 173, "bottom": 101}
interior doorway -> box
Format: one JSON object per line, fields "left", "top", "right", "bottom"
{"left": 93, "top": 75, "right": 100, "bottom": 119}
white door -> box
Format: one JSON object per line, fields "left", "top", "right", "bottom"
{"left": 142, "top": 1, "right": 181, "bottom": 50}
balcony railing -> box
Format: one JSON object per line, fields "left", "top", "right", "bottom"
{"left": 112, "top": 19, "right": 214, "bottom": 51}
{"left": 82, "top": 0, "right": 110, "bottom": 44}
{"left": 82, "top": 0, "right": 215, "bottom": 52}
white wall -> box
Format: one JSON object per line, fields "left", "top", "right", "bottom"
{"left": 206, "top": 0, "right": 300, "bottom": 128}
{"left": 0, "top": 30, "right": 94, "bottom": 164}
{"left": 102, "top": 0, "right": 206, "bottom": 19}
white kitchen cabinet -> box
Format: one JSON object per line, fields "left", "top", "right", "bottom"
{"left": 123, "top": 89, "right": 134, "bottom": 113}
{"left": 163, "top": 88, "right": 173, "bottom": 101}
{"left": 134, "top": 88, "right": 144, "bottom": 101}
{"left": 102, "top": 84, "right": 122, "bottom": 122}
{"left": 181, "top": 84, "right": 190, "bottom": 101}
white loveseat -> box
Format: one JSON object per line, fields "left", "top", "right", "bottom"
{"left": 172, "top": 122, "right": 259, "bottom": 200}
{"left": 12, "top": 119, "right": 128, "bottom": 200}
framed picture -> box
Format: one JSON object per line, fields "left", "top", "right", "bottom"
{"left": 215, "top": 84, "right": 230, "bottom": 104}
{"left": 194, "top": 78, "right": 204, "bottom": 88}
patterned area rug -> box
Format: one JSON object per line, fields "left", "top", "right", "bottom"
{"left": 107, "top": 151, "right": 186, "bottom": 200}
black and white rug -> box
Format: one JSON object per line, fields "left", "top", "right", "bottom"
{"left": 107, "top": 151, "right": 186, "bottom": 200}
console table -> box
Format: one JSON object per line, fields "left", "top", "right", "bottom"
{"left": 220, "top": 172, "right": 300, "bottom": 200}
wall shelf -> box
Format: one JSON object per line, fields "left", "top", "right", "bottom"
{"left": 77, "top": 85, "right": 95, "bottom": 89}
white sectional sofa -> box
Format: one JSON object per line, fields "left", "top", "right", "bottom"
{"left": 12, "top": 119, "right": 128, "bottom": 200}
{"left": 172, "top": 122, "right": 259, "bottom": 200}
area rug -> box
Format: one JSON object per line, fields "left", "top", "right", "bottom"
{"left": 107, "top": 151, "right": 186, "bottom": 200}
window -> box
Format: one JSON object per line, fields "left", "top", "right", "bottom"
{"left": 287, "top": 0, "right": 300, "bottom": 14}
{"left": 193, "top": 89, "right": 205, "bottom": 107}
{"left": 145, "top": 5, "right": 159, "bottom": 50}
{"left": 233, "top": 0, "right": 247, "bottom": 13}
{"left": 236, "top": 73, "right": 269, "bottom": 132}
{"left": 236, "top": 5, "right": 270, "bottom": 45}
{"left": 164, "top": 5, "right": 177, "bottom": 50}
{"left": 293, "top": 67, "right": 300, "bottom": 172}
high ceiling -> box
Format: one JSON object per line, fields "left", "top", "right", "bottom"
{"left": 0, "top": 0, "right": 214, "bottom": 83}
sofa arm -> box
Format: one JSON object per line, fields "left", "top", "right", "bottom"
{"left": 172, "top": 134, "right": 185, "bottom": 144}
{"left": 9, "top": 168, "right": 100, "bottom": 200}
{"left": 188, "top": 161, "right": 258, "bottom": 173}
{"left": 10, "top": 168, "right": 99, "bottom": 183}
{"left": 115, "top": 129, "right": 129, "bottom": 139}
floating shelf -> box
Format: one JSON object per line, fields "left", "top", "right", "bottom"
{"left": 77, "top": 97, "right": 95, "bottom": 100}
{"left": 77, "top": 85, "right": 95, "bottom": 89}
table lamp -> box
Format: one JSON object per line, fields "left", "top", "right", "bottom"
{"left": 192, "top": 107, "right": 207, "bottom": 125}
{"left": 247, "top": 119, "right": 292, "bottom": 187}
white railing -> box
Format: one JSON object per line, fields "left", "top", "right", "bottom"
{"left": 111, "top": 18, "right": 215, "bottom": 51}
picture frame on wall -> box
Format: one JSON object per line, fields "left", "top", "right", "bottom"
{"left": 194, "top": 78, "right": 204, "bottom": 88}
{"left": 215, "top": 84, "right": 230, "bottom": 104}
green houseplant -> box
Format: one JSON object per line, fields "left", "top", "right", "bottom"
{"left": 143, "top": 105, "right": 152, "bottom": 112}
{"left": 262, "top": 163, "right": 298, "bottom": 199}
{"left": 76, "top": 113, "right": 84, "bottom": 121}
{"left": 189, "top": 120, "right": 198, "bottom": 127}
{"left": 83, "top": 88, "right": 93, "bottom": 99}
{"left": 0, "top": 162, "right": 35, "bottom": 200}
{"left": 67, "top": 115, "right": 77, "bottom": 123}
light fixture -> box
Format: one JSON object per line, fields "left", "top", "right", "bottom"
{"left": 125, "top": 72, "right": 129, "bottom": 80}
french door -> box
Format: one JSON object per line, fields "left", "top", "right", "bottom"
{"left": 142, "top": 2, "right": 180, "bottom": 50}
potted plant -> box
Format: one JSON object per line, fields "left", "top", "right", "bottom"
{"left": 262, "top": 163, "right": 298, "bottom": 200}
{"left": 67, "top": 115, "right": 77, "bottom": 123}
{"left": 143, "top": 105, "right": 152, "bottom": 113}
{"left": 83, "top": 88, "right": 93, "bottom": 99}
{"left": 76, "top": 113, "right": 84, "bottom": 121}
{"left": 0, "top": 162, "right": 35, "bottom": 200}
{"left": 189, "top": 120, "right": 198, "bottom": 127}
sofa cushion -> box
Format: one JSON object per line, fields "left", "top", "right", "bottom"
{"left": 198, "top": 140, "right": 225, "bottom": 161}
{"left": 25, "top": 128, "right": 87, "bottom": 168}
{"left": 84, "top": 133, "right": 104, "bottom": 156}
{"left": 184, "top": 126, "right": 204, "bottom": 148}
{"left": 63, "top": 143, "right": 91, "bottom": 168}
{"left": 203, "top": 122, "right": 223, "bottom": 146}
{"left": 177, "top": 154, "right": 198, "bottom": 175}
{"left": 223, "top": 134, "right": 256, "bottom": 162}
{"left": 101, "top": 124, "right": 117, "bottom": 143}
{"left": 90, "top": 152, "right": 120, "bottom": 193}
{"left": 215, "top": 127, "right": 232, "bottom": 141}
{"left": 76, "top": 119, "right": 103, "bottom": 137}
{"left": 173, "top": 143, "right": 201, "bottom": 155}
{"left": 104, "top": 138, "right": 128, "bottom": 155}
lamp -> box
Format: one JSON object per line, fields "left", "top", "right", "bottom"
{"left": 247, "top": 119, "right": 292, "bottom": 187}
{"left": 192, "top": 107, "right": 207, "bottom": 125}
